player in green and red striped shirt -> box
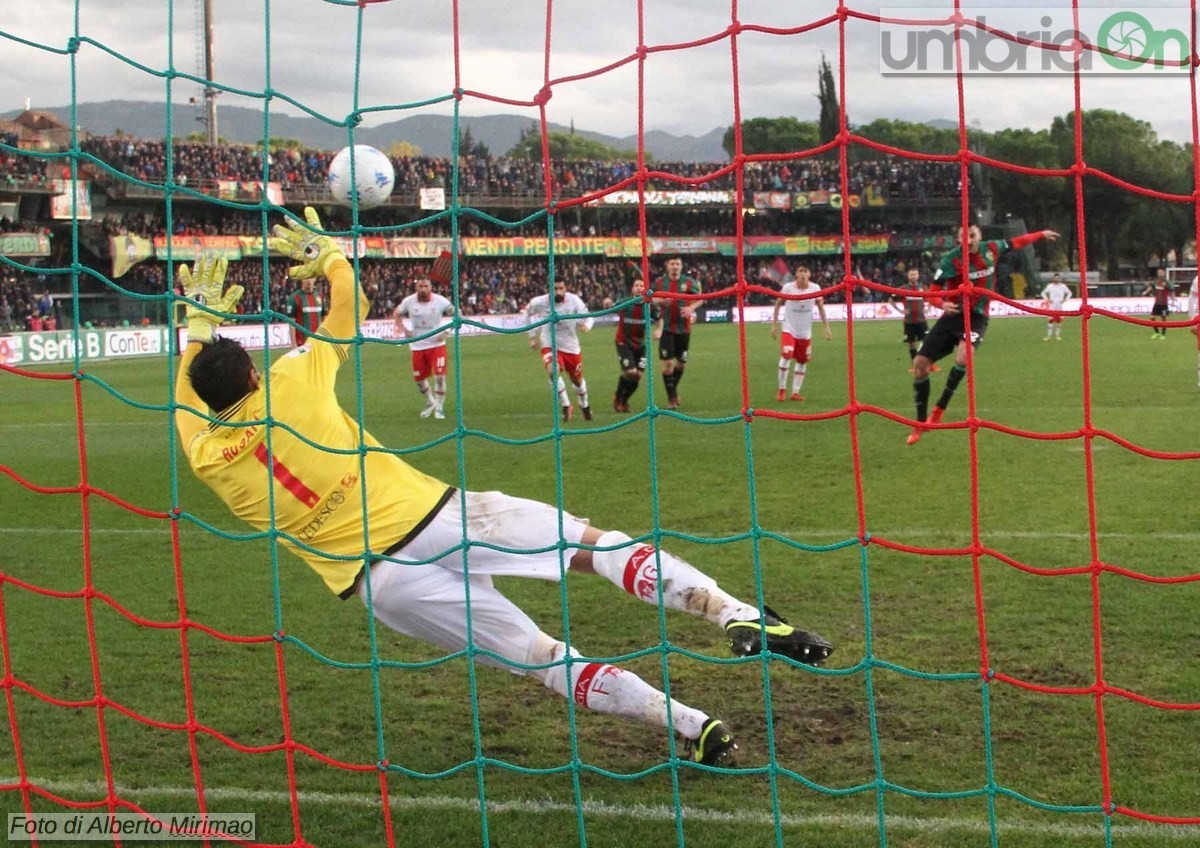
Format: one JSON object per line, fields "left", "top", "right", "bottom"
{"left": 907, "top": 224, "right": 1059, "bottom": 445}
{"left": 613, "top": 274, "right": 662, "bottom": 412}
{"left": 651, "top": 255, "right": 702, "bottom": 408}
{"left": 288, "top": 278, "right": 325, "bottom": 347}
{"left": 890, "top": 266, "right": 940, "bottom": 371}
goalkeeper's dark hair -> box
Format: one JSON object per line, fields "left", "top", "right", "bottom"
{"left": 189, "top": 337, "right": 254, "bottom": 413}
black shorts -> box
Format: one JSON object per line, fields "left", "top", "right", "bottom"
{"left": 658, "top": 332, "right": 691, "bottom": 363}
{"left": 616, "top": 342, "right": 647, "bottom": 373}
{"left": 1152, "top": 303, "right": 1170, "bottom": 318}
{"left": 917, "top": 312, "right": 989, "bottom": 363}
{"left": 903, "top": 321, "right": 929, "bottom": 344}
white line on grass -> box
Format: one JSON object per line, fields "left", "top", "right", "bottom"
{"left": 4, "top": 527, "right": 1200, "bottom": 542}
{"left": 3, "top": 776, "right": 1196, "bottom": 841}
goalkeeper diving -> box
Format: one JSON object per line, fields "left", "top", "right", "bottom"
{"left": 172, "top": 208, "right": 833, "bottom": 767}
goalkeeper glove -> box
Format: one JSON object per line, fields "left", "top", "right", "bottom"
{"left": 179, "top": 255, "right": 244, "bottom": 344}
{"left": 269, "top": 206, "right": 345, "bottom": 280}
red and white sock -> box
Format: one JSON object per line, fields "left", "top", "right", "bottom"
{"left": 433, "top": 375, "right": 446, "bottom": 411}
{"left": 535, "top": 640, "right": 707, "bottom": 739}
{"left": 591, "top": 531, "right": 757, "bottom": 627}
{"left": 792, "top": 364, "right": 806, "bottom": 394}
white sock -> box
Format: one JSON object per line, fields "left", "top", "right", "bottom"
{"left": 417, "top": 379, "right": 432, "bottom": 405}
{"left": 590, "top": 531, "right": 757, "bottom": 626}
{"left": 575, "top": 378, "right": 589, "bottom": 409}
{"left": 777, "top": 358, "right": 790, "bottom": 390}
{"left": 792, "top": 364, "right": 806, "bottom": 393}
{"left": 555, "top": 376, "right": 570, "bottom": 407}
{"left": 433, "top": 375, "right": 446, "bottom": 411}
{"left": 533, "top": 640, "right": 708, "bottom": 740}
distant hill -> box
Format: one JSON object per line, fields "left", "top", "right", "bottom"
{"left": 2, "top": 101, "right": 731, "bottom": 162}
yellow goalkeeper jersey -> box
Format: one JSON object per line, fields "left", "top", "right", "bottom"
{"left": 186, "top": 338, "right": 451, "bottom": 596}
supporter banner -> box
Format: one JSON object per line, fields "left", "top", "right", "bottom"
{"left": 115, "top": 232, "right": 960, "bottom": 263}
{"left": 646, "top": 237, "right": 720, "bottom": 255}
{"left": 761, "top": 192, "right": 791, "bottom": 210}
{"left": 152, "top": 235, "right": 244, "bottom": 261}
{"left": 0, "top": 202, "right": 19, "bottom": 221}
{"left": 889, "top": 233, "right": 957, "bottom": 251}
{"left": 716, "top": 235, "right": 890, "bottom": 257}
{"left": 49, "top": 179, "right": 92, "bottom": 220}
{"left": 461, "top": 236, "right": 626, "bottom": 257}
{"left": 419, "top": 187, "right": 446, "bottom": 211}
{"left": 805, "top": 190, "right": 861, "bottom": 209}
{"left": 0, "top": 232, "right": 51, "bottom": 257}
{"left": 382, "top": 239, "right": 454, "bottom": 259}
{"left": 586, "top": 190, "right": 734, "bottom": 206}
{"left": 864, "top": 184, "right": 887, "bottom": 206}
{"left": 110, "top": 234, "right": 154, "bottom": 277}
{"left": 216, "top": 180, "right": 283, "bottom": 204}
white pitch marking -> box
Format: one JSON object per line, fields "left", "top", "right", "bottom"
{"left": 2, "top": 776, "right": 1196, "bottom": 840}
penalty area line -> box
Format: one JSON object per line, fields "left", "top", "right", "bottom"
{"left": 4, "top": 777, "right": 1197, "bottom": 840}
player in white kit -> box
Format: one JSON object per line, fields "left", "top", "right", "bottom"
{"left": 770, "top": 264, "right": 831, "bottom": 401}
{"left": 394, "top": 279, "right": 455, "bottom": 419}
{"left": 1039, "top": 273, "right": 1073, "bottom": 341}
{"left": 525, "top": 277, "right": 595, "bottom": 421}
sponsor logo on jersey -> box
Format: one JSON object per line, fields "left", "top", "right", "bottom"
{"left": 296, "top": 472, "right": 360, "bottom": 541}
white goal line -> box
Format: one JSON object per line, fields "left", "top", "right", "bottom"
{"left": 2, "top": 776, "right": 1196, "bottom": 841}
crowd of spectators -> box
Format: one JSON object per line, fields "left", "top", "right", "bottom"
{"left": 1, "top": 133, "right": 50, "bottom": 185}
{"left": 0, "top": 270, "right": 57, "bottom": 332}
{"left": 0, "top": 135, "right": 971, "bottom": 330}
{"left": 70, "top": 136, "right": 972, "bottom": 201}
{"left": 106, "top": 252, "right": 931, "bottom": 328}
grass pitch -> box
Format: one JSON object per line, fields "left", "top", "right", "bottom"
{"left": 1, "top": 316, "right": 1198, "bottom": 847}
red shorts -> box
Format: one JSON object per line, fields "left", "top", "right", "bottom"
{"left": 411, "top": 345, "right": 448, "bottom": 381}
{"left": 780, "top": 333, "right": 812, "bottom": 364}
{"left": 541, "top": 348, "right": 584, "bottom": 381}
{"left": 1048, "top": 316, "right": 1063, "bottom": 324}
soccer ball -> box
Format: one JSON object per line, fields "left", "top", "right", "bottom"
{"left": 327, "top": 145, "right": 395, "bottom": 209}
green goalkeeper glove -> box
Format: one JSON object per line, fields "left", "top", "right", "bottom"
{"left": 269, "top": 206, "right": 345, "bottom": 280}
{"left": 179, "top": 255, "right": 244, "bottom": 344}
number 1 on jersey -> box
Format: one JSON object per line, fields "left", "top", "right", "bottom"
{"left": 254, "top": 443, "right": 321, "bottom": 509}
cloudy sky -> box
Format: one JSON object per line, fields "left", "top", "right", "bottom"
{"left": 2, "top": 0, "right": 1196, "bottom": 146}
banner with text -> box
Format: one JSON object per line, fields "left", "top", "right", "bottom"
{"left": 2, "top": 299, "right": 1164, "bottom": 367}
{"left": 0, "top": 232, "right": 52, "bottom": 258}
{"left": 109, "top": 231, "right": 1007, "bottom": 266}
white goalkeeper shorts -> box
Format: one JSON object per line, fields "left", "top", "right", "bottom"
{"left": 358, "top": 490, "right": 589, "bottom": 674}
